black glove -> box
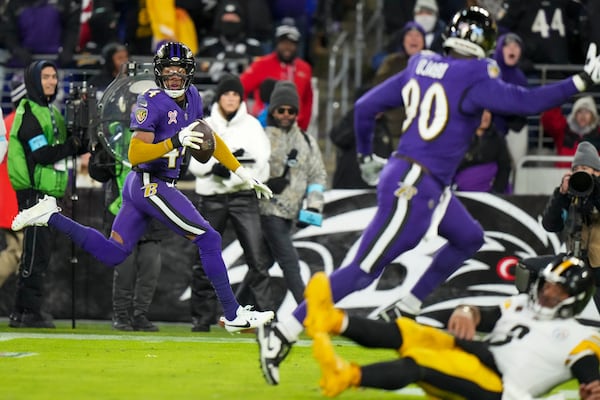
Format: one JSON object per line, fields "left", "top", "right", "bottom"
{"left": 232, "top": 148, "right": 245, "bottom": 157}
{"left": 67, "top": 135, "right": 82, "bottom": 155}
{"left": 266, "top": 176, "right": 289, "bottom": 194}
{"left": 211, "top": 163, "right": 231, "bottom": 178}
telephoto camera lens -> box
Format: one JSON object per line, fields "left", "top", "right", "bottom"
{"left": 568, "top": 170, "right": 595, "bottom": 198}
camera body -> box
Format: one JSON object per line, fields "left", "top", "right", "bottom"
{"left": 64, "top": 81, "right": 97, "bottom": 144}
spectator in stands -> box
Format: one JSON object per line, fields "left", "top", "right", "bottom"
{"left": 240, "top": 20, "right": 314, "bottom": 131}
{"left": 541, "top": 96, "right": 600, "bottom": 163}
{"left": 497, "top": 0, "right": 586, "bottom": 74}
{"left": 373, "top": 22, "right": 426, "bottom": 81}
{"left": 81, "top": 0, "right": 125, "bottom": 55}
{"left": 269, "top": 0, "right": 317, "bottom": 61}
{"left": 123, "top": 1, "right": 153, "bottom": 55}
{"left": 197, "top": 0, "right": 264, "bottom": 83}
{"left": 257, "top": 78, "right": 277, "bottom": 127}
{"left": 89, "top": 42, "right": 129, "bottom": 99}
{"left": 260, "top": 81, "right": 327, "bottom": 304}
{"left": 412, "top": 0, "right": 445, "bottom": 54}
{"left": 188, "top": 75, "right": 276, "bottom": 331}
{"left": 0, "top": 0, "right": 81, "bottom": 67}
{"left": 7, "top": 60, "right": 85, "bottom": 328}
{"left": 453, "top": 110, "right": 512, "bottom": 193}
{"left": 491, "top": 33, "right": 528, "bottom": 136}
{"left": 372, "top": 22, "right": 426, "bottom": 143}
{"left": 146, "top": 0, "right": 198, "bottom": 54}
{"left": 0, "top": 78, "right": 26, "bottom": 288}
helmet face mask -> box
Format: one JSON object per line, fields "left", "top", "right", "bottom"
{"left": 153, "top": 42, "right": 196, "bottom": 98}
{"left": 443, "top": 6, "right": 497, "bottom": 58}
{"left": 529, "top": 255, "right": 595, "bottom": 320}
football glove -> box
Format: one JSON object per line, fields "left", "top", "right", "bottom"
{"left": 171, "top": 121, "right": 203, "bottom": 149}
{"left": 358, "top": 154, "right": 387, "bottom": 186}
{"left": 235, "top": 166, "right": 273, "bottom": 199}
{"left": 575, "top": 43, "right": 600, "bottom": 91}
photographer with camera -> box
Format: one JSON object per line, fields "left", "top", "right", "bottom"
{"left": 532, "top": 141, "right": 600, "bottom": 310}
{"left": 7, "top": 60, "right": 86, "bottom": 328}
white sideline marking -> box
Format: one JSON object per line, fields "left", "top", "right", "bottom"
{"left": 0, "top": 332, "right": 313, "bottom": 346}
{"left": 0, "top": 332, "right": 578, "bottom": 399}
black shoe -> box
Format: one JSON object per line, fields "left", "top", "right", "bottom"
{"left": 132, "top": 315, "right": 158, "bottom": 332}
{"left": 19, "top": 311, "right": 55, "bottom": 328}
{"left": 112, "top": 316, "right": 133, "bottom": 331}
{"left": 191, "top": 317, "right": 210, "bottom": 332}
{"left": 8, "top": 312, "right": 22, "bottom": 328}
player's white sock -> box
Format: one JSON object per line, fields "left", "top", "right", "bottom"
{"left": 278, "top": 316, "right": 304, "bottom": 342}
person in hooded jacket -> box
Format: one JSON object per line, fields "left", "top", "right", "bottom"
{"left": 7, "top": 60, "right": 85, "bottom": 328}
{"left": 491, "top": 32, "right": 528, "bottom": 136}
{"left": 542, "top": 96, "right": 600, "bottom": 168}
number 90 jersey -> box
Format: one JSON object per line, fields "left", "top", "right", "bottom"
{"left": 354, "top": 50, "right": 579, "bottom": 186}
{"left": 486, "top": 294, "right": 600, "bottom": 397}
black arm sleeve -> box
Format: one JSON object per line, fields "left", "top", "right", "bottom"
{"left": 19, "top": 106, "right": 80, "bottom": 165}
{"left": 542, "top": 188, "right": 571, "bottom": 232}
{"left": 476, "top": 306, "right": 502, "bottom": 333}
{"left": 571, "top": 354, "right": 600, "bottom": 384}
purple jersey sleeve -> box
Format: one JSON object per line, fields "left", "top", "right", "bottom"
{"left": 130, "top": 86, "right": 204, "bottom": 179}
{"left": 354, "top": 51, "right": 580, "bottom": 186}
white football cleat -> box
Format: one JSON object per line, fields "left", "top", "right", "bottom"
{"left": 11, "top": 195, "right": 61, "bottom": 231}
{"left": 256, "top": 321, "right": 293, "bottom": 385}
{"left": 220, "top": 305, "right": 275, "bottom": 333}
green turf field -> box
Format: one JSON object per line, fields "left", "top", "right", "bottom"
{"left": 0, "top": 320, "right": 579, "bottom": 399}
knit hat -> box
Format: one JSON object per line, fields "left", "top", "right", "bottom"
{"left": 573, "top": 141, "right": 600, "bottom": 171}
{"left": 568, "top": 96, "right": 599, "bottom": 135}
{"left": 275, "top": 18, "right": 301, "bottom": 43}
{"left": 414, "top": 0, "right": 438, "bottom": 14}
{"left": 215, "top": 73, "right": 244, "bottom": 99}
{"left": 268, "top": 81, "right": 299, "bottom": 113}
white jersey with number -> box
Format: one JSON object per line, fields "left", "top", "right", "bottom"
{"left": 486, "top": 294, "right": 600, "bottom": 397}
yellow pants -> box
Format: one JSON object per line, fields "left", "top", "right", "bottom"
{"left": 396, "top": 317, "right": 503, "bottom": 399}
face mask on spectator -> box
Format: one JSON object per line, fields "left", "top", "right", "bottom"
{"left": 414, "top": 14, "right": 436, "bottom": 33}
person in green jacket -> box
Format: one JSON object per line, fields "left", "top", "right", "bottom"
{"left": 7, "top": 60, "right": 83, "bottom": 328}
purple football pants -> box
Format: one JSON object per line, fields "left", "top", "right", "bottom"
{"left": 49, "top": 171, "right": 239, "bottom": 319}
{"left": 292, "top": 157, "right": 484, "bottom": 323}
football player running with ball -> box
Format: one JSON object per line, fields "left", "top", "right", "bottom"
{"left": 11, "top": 42, "right": 275, "bottom": 332}
{"left": 256, "top": 7, "right": 600, "bottom": 386}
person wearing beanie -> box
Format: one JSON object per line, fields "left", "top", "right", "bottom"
{"left": 542, "top": 96, "right": 600, "bottom": 168}
{"left": 258, "top": 79, "right": 327, "bottom": 306}
{"left": 240, "top": 19, "right": 313, "bottom": 131}
{"left": 187, "top": 72, "right": 277, "bottom": 331}
{"left": 0, "top": 76, "right": 27, "bottom": 288}
{"left": 540, "top": 140, "right": 600, "bottom": 313}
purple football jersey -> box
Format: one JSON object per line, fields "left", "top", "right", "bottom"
{"left": 130, "top": 86, "right": 204, "bottom": 179}
{"left": 355, "top": 51, "right": 579, "bottom": 185}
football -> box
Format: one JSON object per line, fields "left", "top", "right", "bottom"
{"left": 188, "top": 119, "right": 216, "bottom": 163}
